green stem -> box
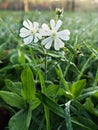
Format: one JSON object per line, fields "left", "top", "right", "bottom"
{"left": 45, "top": 51, "right": 47, "bottom": 80}
{"left": 44, "top": 50, "right": 50, "bottom": 130}
{"left": 44, "top": 106, "right": 50, "bottom": 130}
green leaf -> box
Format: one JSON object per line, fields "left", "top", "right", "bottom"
{"left": 48, "top": 51, "right": 64, "bottom": 58}
{"left": 9, "top": 109, "right": 32, "bottom": 130}
{"left": 65, "top": 44, "right": 76, "bottom": 54}
{"left": 56, "top": 65, "right": 69, "bottom": 91}
{"left": 84, "top": 42, "right": 98, "bottom": 58}
{"left": 71, "top": 79, "right": 86, "bottom": 98}
{"left": 38, "top": 69, "right": 46, "bottom": 93}
{"left": 21, "top": 66, "right": 36, "bottom": 102}
{"left": 36, "top": 92, "right": 65, "bottom": 118}
{"left": 77, "top": 55, "right": 93, "bottom": 80}
{"left": 0, "top": 91, "right": 25, "bottom": 109}
{"left": 84, "top": 98, "right": 98, "bottom": 116}
{"left": 46, "top": 84, "right": 59, "bottom": 98}
{"left": 5, "top": 79, "right": 21, "bottom": 95}
{"left": 72, "top": 116, "right": 98, "bottom": 130}
{"left": 18, "top": 49, "right": 25, "bottom": 64}
{"left": 92, "top": 91, "right": 98, "bottom": 99}
{"left": 65, "top": 100, "right": 73, "bottom": 130}
{"left": 69, "top": 62, "right": 80, "bottom": 75}
{"left": 72, "top": 101, "right": 91, "bottom": 118}
{"left": 30, "top": 98, "right": 41, "bottom": 110}
{"left": 92, "top": 68, "right": 98, "bottom": 89}
{"left": 38, "top": 70, "right": 50, "bottom": 130}
{"left": 10, "top": 52, "right": 18, "bottom": 64}
{"left": 57, "top": 88, "right": 73, "bottom": 99}
{"left": 79, "top": 89, "right": 98, "bottom": 100}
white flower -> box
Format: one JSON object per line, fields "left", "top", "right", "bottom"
{"left": 19, "top": 19, "right": 42, "bottom": 45}
{"left": 40, "top": 19, "right": 70, "bottom": 50}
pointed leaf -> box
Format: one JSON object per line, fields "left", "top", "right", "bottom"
{"left": 30, "top": 98, "right": 41, "bottom": 110}
{"left": 0, "top": 91, "right": 25, "bottom": 109}
{"left": 5, "top": 79, "right": 21, "bottom": 95}
{"left": 36, "top": 92, "right": 65, "bottom": 118}
{"left": 72, "top": 116, "right": 98, "bottom": 130}
{"left": 79, "top": 89, "right": 98, "bottom": 100}
{"left": 84, "top": 98, "right": 98, "bottom": 116}
{"left": 56, "top": 65, "right": 69, "bottom": 91}
{"left": 65, "top": 101, "right": 73, "bottom": 130}
{"left": 46, "top": 84, "right": 59, "bottom": 98}
{"left": 57, "top": 88, "right": 73, "bottom": 99}
{"left": 9, "top": 109, "right": 32, "bottom": 130}
{"left": 21, "top": 66, "right": 36, "bottom": 102}
{"left": 18, "top": 49, "right": 25, "bottom": 64}
{"left": 38, "top": 69, "right": 46, "bottom": 93}
{"left": 71, "top": 79, "right": 86, "bottom": 98}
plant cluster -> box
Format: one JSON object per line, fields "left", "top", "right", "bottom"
{"left": 0, "top": 10, "right": 98, "bottom": 130}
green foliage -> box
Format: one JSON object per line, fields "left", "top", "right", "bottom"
{"left": 36, "top": 92, "right": 65, "bottom": 118}
{"left": 84, "top": 98, "right": 98, "bottom": 116}
{"left": 5, "top": 79, "right": 21, "bottom": 95}
{"left": 65, "top": 101, "right": 73, "bottom": 130}
{"left": 0, "top": 91, "right": 25, "bottom": 109}
{"left": 21, "top": 66, "right": 36, "bottom": 102}
{"left": 0, "top": 67, "right": 39, "bottom": 130}
{"left": 9, "top": 109, "right": 32, "bottom": 130}
{"left": 71, "top": 79, "right": 86, "bottom": 98}
{"left": 29, "top": 98, "right": 41, "bottom": 111}
{"left": 0, "top": 11, "right": 98, "bottom": 130}
{"left": 72, "top": 116, "right": 98, "bottom": 130}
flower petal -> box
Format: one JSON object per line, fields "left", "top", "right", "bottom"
{"left": 19, "top": 28, "right": 30, "bottom": 37}
{"left": 20, "top": 27, "right": 29, "bottom": 33}
{"left": 34, "top": 36, "right": 38, "bottom": 43}
{"left": 56, "top": 20, "right": 62, "bottom": 31}
{"left": 23, "top": 19, "right": 33, "bottom": 30}
{"left": 36, "top": 33, "right": 42, "bottom": 39}
{"left": 33, "top": 22, "right": 39, "bottom": 30}
{"left": 40, "top": 26, "right": 51, "bottom": 36}
{"left": 57, "top": 30, "right": 70, "bottom": 41}
{"left": 54, "top": 38, "right": 64, "bottom": 50}
{"left": 45, "top": 38, "right": 53, "bottom": 49}
{"left": 50, "top": 19, "right": 55, "bottom": 29}
{"left": 23, "top": 35, "right": 33, "bottom": 45}
{"left": 64, "top": 29, "right": 70, "bottom": 35}
{"left": 19, "top": 32, "right": 30, "bottom": 38}
{"left": 41, "top": 37, "right": 52, "bottom": 45}
{"left": 58, "top": 38, "right": 64, "bottom": 48}
{"left": 27, "top": 19, "right": 33, "bottom": 27}
{"left": 42, "top": 23, "right": 50, "bottom": 30}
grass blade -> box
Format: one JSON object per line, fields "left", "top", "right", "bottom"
{"left": 65, "top": 100, "right": 73, "bottom": 130}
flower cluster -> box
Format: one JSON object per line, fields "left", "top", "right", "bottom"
{"left": 19, "top": 19, "right": 70, "bottom": 50}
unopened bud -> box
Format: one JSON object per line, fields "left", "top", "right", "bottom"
{"left": 55, "top": 8, "right": 63, "bottom": 19}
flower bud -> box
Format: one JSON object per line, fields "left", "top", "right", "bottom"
{"left": 55, "top": 8, "right": 63, "bottom": 19}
